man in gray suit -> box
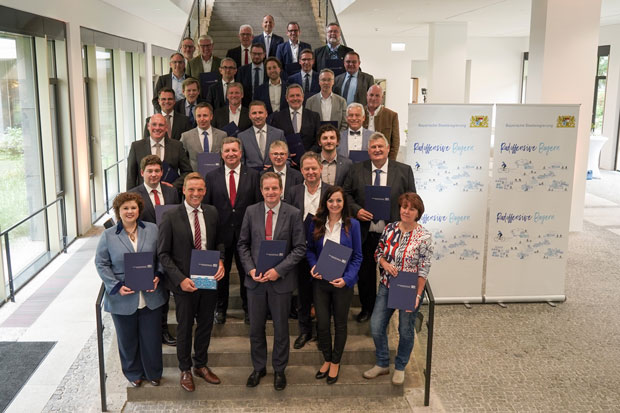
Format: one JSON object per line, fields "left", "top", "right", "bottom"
{"left": 180, "top": 102, "right": 226, "bottom": 172}
{"left": 334, "top": 51, "right": 374, "bottom": 106}
{"left": 338, "top": 103, "right": 373, "bottom": 158}
{"left": 127, "top": 114, "right": 192, "bottom": 190}
{"left": 317, "top": 123, "right": 352, "bottom": 187}
{"left": 343, "top": 132, "right": 416, "bottom": 323}
{"left": 238, "top": 100, "right": 285, "bottom": 170}
{"left": 306, "top": 68, "right": 347, "bottom": 130}
{"left": 238, "top": 172, "right": 306, "bottom": 391}
{"left": 186, "top": 35, "right": 221, "bottom": 79}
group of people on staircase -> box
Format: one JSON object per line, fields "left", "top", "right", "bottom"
{"left": 95, "top": 14, "right": 434, "bottom": 394}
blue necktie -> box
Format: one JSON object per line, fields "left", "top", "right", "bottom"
{"left": 342, "top": 74, "right": 353, "bottom": 104}
{"left": 188, "top": 104, "right": 195, "bottom": 126}
{"left": 374, "top": 169, "right": 381, "bottom": 186}
{"left": 203, "top": 130, "right": 209, "bottom": 153}
{"left": 253, "top": 67, "right": 261, "bottom": 94}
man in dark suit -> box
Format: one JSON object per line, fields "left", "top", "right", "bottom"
{"left": 128, "top": 154, "right": 181, "bottom": 347}
{"left": 153, "top": 53, "right": 188, "bottom": 112}
{"left": 158, "top": 172, "right": 226, "bottom": 392}
{"left": 287, "top": 49, "right": 320, "bottom": 101}
{"left": 174, "top": 78, "right": 202, "bottom": 128}
{"left": 144, "top": 88, "right": 192, "bottom": 141}
{"left": 263, "top": 140, "right": 303, "bottom": 200}
{"left": 252, "top": 14, "right": 284, "bottom": 58}
{"left": 343, "top": 132, "right": 416, "bottom": 323}
{"left": 237, "top": 172, "right": 306, "bottom": 391}
{"left": 314, "top": 22, "right": 353, "bottom": 72}
{"left": 186, "top": 35, "right": 221, "bottom": 80}
{"left": 317, "top": 123, "right": 352, "bottom": 186}
{"left": 269, "top": 84, "right": 320, "bottom": 152}
{"left": 334, "top": 51, "right": 375, "bottom": 106}
{"left": 284, "top": 152, "right": 331, "bottom": 349}
{"left": 276, "top": 21, "right": 312, "bottom": 68}
{"left": 226, "top": 24, "right": 254, "bottom": 69}
{"left": 364, "top": 84, "right": 400, "bottom": 160}
{"left": 238, "top": 100, "right": 285, "bottom": 169}
{"left": 181, "top": 37, "right": 196, "bottom": 67}
{"left": 128, "top": 114, "right": 192, "bottom": 191}
{"left": 212, "top": 82, "right": 252, "bottom": 133}
{"left": 253, "top": 57, "right": 288, "bottom": 115}
{"left": 206, "top": 57, "right": 237, "bottom": 110}
{"left": 237, "top": 43, "right": 268, "bottom": 107}
{"left": 204, "top": 137, "right": 262, "bottom": 324}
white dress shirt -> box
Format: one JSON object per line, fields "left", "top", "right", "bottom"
{"left": 229, "top": 106, "right": 241, "bottom": 125}
{"left": 224, "top": 163, "right": 241, "bottom": 197}
{"left": 303, "top": 181, "right": 321, "bottom": 220}
{"left": 320, "top": 93, "right": 333, "bottom": 121}
{"left": 197, "top": 126, "right": 214, "bottom": 152}
{"left": 367, "top": 105, "right": 382, "bottom": 132}
{"left": 289, "top": 107, "right": 302, "bottom": 133}
{"left": 269, "top": 80, "right": 282, "bottom": 112}
{"left": 348, "top": 127, "right": 364, "bottom": 152}
{"left": 144, "top": 183, "right": 164, "bottom": 206}
{"left": 369, "top": 161, "right": 388, "bottom": 234}
{"left": 184, "top": 200, "right": 207, "bottom": 250}
{"left": 289, "top": 40, "right": 299, "bottom": 63}
{"left": 323, "top": 218, "right": 342, "bottom": 246}
{"left": 201, "top": 56, "right": 213, "bottom": 73}
{"left": 150, "top": 137, "right": 165, "bottom": 160}
{"left": 128, "top": 235, "right": 147, "bottom": 309}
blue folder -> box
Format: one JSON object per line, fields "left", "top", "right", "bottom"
{"left": 326, "top": 59, "right": 345, "bottom": 76}
{"left": 387, "top": 271, "right": 419, "bottom": 311}
{"left": 285, "top": 62, "right": 301, "bottom": 76}
{"left": 197, "top": 152, "right": 221, "bottom": 177}
{"left": 124, "top": 252, "right": 155, "bottom": 291}
{"left": 320, "top": 121, "right": 338, "bottom": 128}
{"left": 315, "top": 240, "right": 353, "bottom": 282}
{"left": 365, "top": 185, "right": 391, "bottom": 222}
{"left": 190, "top": 249, "right": 220, "bottom": 289}
{"left": 221, "top": 121, "right": 240, "bottom": 137}
{"left": 199, "top": 72, "right": 219, "bottom": 100}
{"left": 348, "top": 150, "right": 369, "bottom": 163}
{"left": 155, "top": 204, "right": 177, "bottom": 226}
{"left": 161, "top": 161, "right": 179, "bottom": 184}
{"left": 256, "top": 240, "right": 287, "bottom": 276}
{"left": 285, "top": 134, "right": 305, "bottom": 166}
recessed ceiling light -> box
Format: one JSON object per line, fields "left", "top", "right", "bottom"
{"left": 391, "top": 42, "right": 406, "bottom": 52}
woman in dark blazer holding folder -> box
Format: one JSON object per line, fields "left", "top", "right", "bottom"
{"left": 307, "top": 186, "right": 362, "bottom": 384}
{"left": 363, "top": 192, "right": 433, "bottom": 385}
{"left": 95, "top": 192, "right": 166, "bottom": 387}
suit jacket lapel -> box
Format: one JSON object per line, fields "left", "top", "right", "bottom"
{"left": 140, "top": 185, "right": 156, "bottom": 220}
{"left": 248, "top": 129, "right": 263, "bottom": 162}
{"left": 190, "top": 129, "right": 202, "bottom": 154}
{"left": 273, "top": 204, "right": 287, "bottom": 239}
{"left": 364, "top": 161, "right": 373, "bottom": 186}
{"left": 136, "top": 225, "right": 147, "bottom": 252}
{"left": 386, "top": 160, "right": 397, "bottom": 188}
{"left": 117, "top": 231, "right": 134, "bottom": 253}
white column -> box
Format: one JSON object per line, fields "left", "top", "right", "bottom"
{"left": 526, "top": 0, "right": 602, "bottom": 231}
{"left": 427, "top": 22, "right": 467, "bottom": 103}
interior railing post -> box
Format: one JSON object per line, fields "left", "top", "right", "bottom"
{"left": 4, "top": 233, "right": 14, "bottom": 303}
{"left": 96, "top": 283, "right": 107, "bottom": 411}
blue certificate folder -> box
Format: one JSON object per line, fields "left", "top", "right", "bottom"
{"left": 285, "top": 134, "right": 305, "bottom": 165}
{"left": 155, "top": 204, "right": 177, "bottom": 225}
{"left": 365, "top": 185, "right": 391, "bottom": 221}
{"left": 387, "top": 271, "right": 419, "bottom": 311}
{"left": 199, "top": 72, "right": 219, "bottom": 99}
{"left": 315, "top": 240, "right": 353, "bottom": 282}
{"left": 256, "top": 240, "right": 287, "bottom": 276}
{"left": 190, "top": 250, "right": 220, "bottom": 290}
{"left": 221, "top": 122, "right": 240, "bottom": 137}
{"left": 124, "top": 252, "right": 155, "bottom": 291}
{"left": 348, "top": 150, "right": 369, "bottom": 163}
{"left": 161, "top": 161, "right": 179, "bottom": 184}
{"left": 197, "top": 152, "right": 221, "bottom": 177}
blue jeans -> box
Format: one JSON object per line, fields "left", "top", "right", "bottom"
{"left": 370, "top": 283, "right": 421, "bottom": 371}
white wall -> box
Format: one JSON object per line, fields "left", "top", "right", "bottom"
{"left": 598, "top": 24, "right": 620, "bottom": 171}
{"left": 467, "top": 37, "right": 529, "bottom": 104}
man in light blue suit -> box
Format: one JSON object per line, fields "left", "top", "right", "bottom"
{"left": 238, "top": 100, "right": 285, "bottom": 170}
{"left": 276, "top": 22, "right": 312, "bottom": 67}
{"left": 337, "top": 103, "right": 373, "bottom": 158}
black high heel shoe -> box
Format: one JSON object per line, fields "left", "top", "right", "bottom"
{"left": 327, "top": 365, "right": 340, "bottom": 385}
{"left": 316, "top": 363, "right": 330, "bottom": 379}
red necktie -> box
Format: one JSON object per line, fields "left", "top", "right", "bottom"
{"left": 193, "top": 209, "right": 202, "bottom": 249}
{"left": 229, "top": 170, "right": 236, "bottom": 207}
{"left": 244, "top": 48, "right": 249, "bottom": 65}
{"left": 265, "top": 209, "right": 273, "bottom": 240}
{"left": 151, "top": 189, "right": 161, "bottom": 206}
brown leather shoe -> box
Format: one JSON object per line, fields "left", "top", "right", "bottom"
{"left": 193, "top": 366, "right": 221, "bottom": 384}
{"left": 180, "top": 370, "right": 195, "bottom": 392}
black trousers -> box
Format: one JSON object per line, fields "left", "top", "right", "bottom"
{"left": 358, "top": 231, "right": 381, "bottom": 314}
{"left": 160, "top": 288, "right": 170, "bottom": 332}
{"left": 313, "top": 279, "right": 353, "bottom": 364}
{"left": 112, "top": 306, "right": 163, "bottom": 382}
{"left": 217, "top": 242, "right": 248, "bottom": 313}
{"left": 247, "top": 284, "right": 291, "bottom": 373}
{"left": 174, "top": 289, "right": 217, "bottom": 371}
{"left": 296, "top": 259, "right": 314, "bottom": 336}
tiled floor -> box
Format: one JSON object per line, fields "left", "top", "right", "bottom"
{"left": 1, "top": 171, "right": 619, "bottom": 412}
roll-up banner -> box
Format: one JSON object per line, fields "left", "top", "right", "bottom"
{"left": 485, "top": 104, "right": 579, "bottom": 302}
{"left": 407, "top": 104, "right": 493, "bottom": 303}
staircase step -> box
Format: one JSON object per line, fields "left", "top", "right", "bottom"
{"left": 167, "top": 308, "right": 371, "bottom": 337}
{"left": 162, "top": 334, "right": 389, "bottom": 367}
{"left": 126, "top": 365, "right": 402, "bottom": 401}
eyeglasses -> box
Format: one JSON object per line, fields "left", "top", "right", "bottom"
{"left": 199, "top": 43, "right": 213, "bottom": 48}
{"left": 221, "top": 66, "right": 236, "bottom": 70}
{"left": 239, "top": 33, "right": 253, "bottom": 37}
{"left": 270, "top": 152, "right": 287, "bottom": 157}
{"left": 170, "top": 61, "right": 184, "bottom": 65}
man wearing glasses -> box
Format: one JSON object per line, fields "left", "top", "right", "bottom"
{"left": 206, "top": 58, "right": 238, "bottom": 110}
{"left": 226, "top": 24, "right": 254, "bottom": 69}
{"left": 186, "top": 35, "right": 221, "bottom": 79}
{"left": 180, "top": 37, "right": 196, "bottom": 67}
{"left": 153, "top": 52, "right": 188, "bottom": 112}
{"left": 276, "top": 22, "right": 312, "bottom": 67}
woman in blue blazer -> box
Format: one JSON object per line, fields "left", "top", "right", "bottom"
{"left": 307, "top": 186, "right": 362, "bottom": 385}
{"left": 95, "top": 192, "right": 166, "bottom": 387}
